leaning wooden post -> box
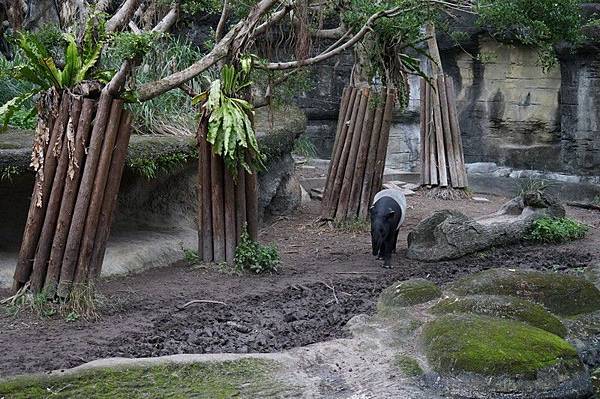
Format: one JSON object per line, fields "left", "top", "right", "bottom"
{"left": 58, "top": 91, "right": 112, "bottom": 297}
{"left": 30, "top": 96, "right": 83, "bottom": 292}
{"left": 44, "top": 99, "right": 96, "bottom": 293}
{"left": 13, "top": 93, "right": 68, "bottom": 291}
{"left": 245, "top": 169, "right": 259, "bottom": 241}
{"left": 88, "top": 110, "right": 133, "bottom": 281}
{"left": 211, "top": 152, "right": 226, "bottom": 262}
{"left": 370, "top": 88, "right": 396, "bottom": 203}
{"left": 235, "top": 166, "right": 247, "bottom": 244}
{"left": 223, "top": 166, "right": 237, "bottom": 263}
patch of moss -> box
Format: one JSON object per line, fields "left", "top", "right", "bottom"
{"left": 0, "top": 359, "right": 283, "bottom": 399}
{"left": 0, "top": 142, "right": 20, "bottom": 149}
{"left": 592, "top": 368, "right": 600, "bottom": 396}
{"left": 423, "top": 314, "right": 580, "bottom": 378}
{"left": 449, "top": 268, "right": 600, "bottom": 316}
{"left": 378, "top": 279, "right": 442, "bottom": 313}
{"left": 394, "top": 355, "right": 424, "bottom": 377}
{"left": 126, "top": 136, "right": 198, "bottom": 179}
{"left": 430, "top": 295, "right": 567, "bottom": 337}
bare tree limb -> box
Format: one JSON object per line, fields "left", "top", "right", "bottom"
{"left": 106, "top": 0, "right": 144, "bottom": 32}
{"left": 152, "top": 2, "right": 180, "bottom": 33}
{"left": 215, "top": 0, "right": 230, "bottom": 41}
{"left": 263, "top": 6, "right": 415, "bottom": 70}
{"left": 312, "top": 26, "right": 345, "bottom": 39}
{"left": 254, "top": 2, "right": 294, "bottom": 35}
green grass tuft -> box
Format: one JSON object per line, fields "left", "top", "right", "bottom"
{"left": 394, "top": 355, "right": 424, "bottom": 377}
{"left": 234, "top": 226, "right": 280, "bottom": 274}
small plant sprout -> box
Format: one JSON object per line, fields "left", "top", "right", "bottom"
{"left": 234, "top": 226, "right": 280, "bottom": 274}
{"left": 526, "top": 217, "right": 588, "bottom": 244}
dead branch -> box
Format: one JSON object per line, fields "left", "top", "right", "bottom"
{"left": 177, "top": 299, "right": 228, "bottom": 310}
{"left": 215, "top": 0, "right": 230, "bottom": 41}
{"left": 567, "top": 202, "right": 600, "bottom": 212}
{"left": 106, "top": 0, "right": 144, "bottom": 32}
{"left": 152, "top": 1, "right": 180, "bottom": 33}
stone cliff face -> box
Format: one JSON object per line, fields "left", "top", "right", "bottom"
{"left": 300, "top": 20, "right": 600, "bottom": 178}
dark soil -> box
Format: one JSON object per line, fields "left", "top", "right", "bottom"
{"left": 1, "top": 192, "right": 599, "bottom": 378}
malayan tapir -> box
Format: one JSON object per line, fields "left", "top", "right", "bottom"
{"left": 370, "top": 188, "right": 407, "bottom": 268}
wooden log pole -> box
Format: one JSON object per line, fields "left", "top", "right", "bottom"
{"left": 370, "top": 88, "right": 396, "bottom": 204}
{"left": 223, "top": 166, "right": 236, "bottom": 263}
{"left": 438, "top": 75, "right": 458, "bottom": 187}
{"left": 325, "top": 88, "right": 361, "bottom": 219}
{"left": 335, "top": 88, "right": 369, "bottom": 220}
{"left": 420, "top": 78, "right": 430, "bottom": 185}
{"left": 322, "top": 87, "right": 357, "bottom": 216}
{"left": 30, "top": 96, "right": 83, "bottom": 293}
{"left": 358, "top": 92, "right": 385, "bottom": 219}
{"left": 431, "top": 76, "right": 448, "bottom": 187}
{"left": 235, "top": 166, "right": 247, "bottom": 245}
{"left": 196, "top": 114, "right": 208, "bottom": 260}
{"left": 88, "top": 111, "right": 133, "bottom": 281}
{"left": 348, "top": 89, "right": 375, "bottom": 218}
{"left": 58, "top": 92, "right": 112, "bottom": 297}
{"left": 73, "top": 99, "right": 124, "bottom": 285}
{"left": 13, "top": 93, "right": 70, "bottom": 291}
{"left": 44, "top": 99, "right": 96, "bottom": 293}
{"left": 445, "top": 76, "right": 468, "bottom": 187}
{"left": 321, "top": 87, "right": 351, "bottom": 209}
{"left": 245, "top": 169, "right": 259, "bottom": 241}
{"left": 428, "top": 86, "right": 439, "bottom": 186}
{"left": 211, "top": 152, "right": 226, "bottom": 262}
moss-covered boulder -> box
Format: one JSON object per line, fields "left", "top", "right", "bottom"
{"left": 378, "top": 279, "right": 442, "bottom": 313}
{"left": 449, "top": 268, "right": 600, "bottom": 316}
{"left": 394, "top": 355, "right": 424, "bottom": 377}
{"left": 431, "top": 295, "right": 567, "bottom": 337}
{"left": 423, "top": 314, "right": 580, "bottom": 377}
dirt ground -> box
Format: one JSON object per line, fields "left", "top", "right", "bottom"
{"left": 1, "top": 192, "right": 599, "bottom": 378}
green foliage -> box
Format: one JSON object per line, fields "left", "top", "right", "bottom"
{"left": 292, "top": 135, "right": 317, "bottom": 158}
{"left": 234, "top": 226, "right": 280, "bottom": 274}
{"left": 197, "top": 58, "right": 265, "bottom": 174}
{"left": 334, "top": 217, "right": 370, "bottom": 233}
{"left": 65, "top": 311, "right": 80, "bottom": 322}
{"left": 476, "top": 0, "right": 582, "bottom": 71}
{"left": 517, "top": 178, "right": 551, "bottom": 196}
{"left": 423, "top": 314, "right": 580, "bottom": 377}
{"left": 0, "top": 358, "right": 279, "bottom": 399}
{"left": 108, "top": 31, "right": 163, "bottom": 61}
{"left": 183, "top": 248, "right": 201, "bottom": 264}
{"left": 128, "top": 148, "right": 197, "bottom": 179}
{"left": 0, "top": 165, "right": 21, "bottom": 182}
{"left": 394, "top": 355, "right": 424, "bottom": 377}
{"left": 526, "top": 217, "right": 588, "bottom": 244}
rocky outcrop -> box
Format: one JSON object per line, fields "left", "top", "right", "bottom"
{"left": 406, "top": 193, "right": 565, "bottom": 261}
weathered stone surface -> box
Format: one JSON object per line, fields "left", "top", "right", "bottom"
{"left": 449, "top": 269, "right": 600, "bottom": 317}
{"left": 378, "top": 278, "right": 442, "bottom": 312}
{"left": 422, "top": 313, "right": 591, "bottom": 399}
{"left": 406, "top": 194, "right": 565, "bottom": 261}
{"left": 431, "top": 295, "right": 567, "bottom": 337}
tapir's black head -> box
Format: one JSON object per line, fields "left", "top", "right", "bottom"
{"left": 369, "top": 202, "right": 398, "bottom": 257}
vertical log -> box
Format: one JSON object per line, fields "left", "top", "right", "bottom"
{"left": 420, "top": 78, "right": 430, "bottom": 185}
{"left": 335, "top": 88, "right": 369, "bottom": 220}
{"left": 370, "top": 88, "right": 396, "bottom": 203}
{"left": 358, "top": 93, "right": 385, "bottom": 218}
{"left": 245, "top": 169, "right": 259, "bottom": 241}
{"left": 58, "top": 92, "right": 112, "bottom": 297}
{"left": 196, "top": 114, "right": 208, "bottom": 260}
{"left": 200, "top": 135, "right": 214, "bottom": 261}
{"left": 322, "top": 87, "right": 357, "bottom": 216}
{"left": 431, "top": 76, "right": 448, "bottom": 187}
{"left": 445, "top": 76, "right": 468, "bottom": 187}
{"left": 348, "top": 89, "right": 375, "bottom": 218}
{"left": 30, "top": 97, "right": 82, "bottom": 292}
{"left": 438, "top": 75, "right": 458, "bottom": 187}
{"left": 13, "top": 94, "right": 70, "bottom": 291}
{"left": 73, "top": 99, "right": 124, "bottom": 285}
{"left": 235, "top": 166, "right": 247, "bottom": 244}
{"left": 45, "top": 99, "right": 96, "bottom": 293}
{"left": 325, "top": 88, "right": 361, "bottom": 218}
{"left": 211, "top": 152, "right": 226, "bottom": 262}
{"left": 88, "top": 111, "right": 133, "bottom": 280}
{"left": 427, "top": 81, "right": 438, "bottom": 186}
{"left": 223, "top": 166, "right": 236, "bottom": 263}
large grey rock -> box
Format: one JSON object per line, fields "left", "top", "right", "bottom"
{"left": 406, "top": 193, "right": 565, "bottom": 261}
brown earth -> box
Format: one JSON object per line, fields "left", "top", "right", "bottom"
{"left": 1, "top": 192, "right": 599, "bottom": 378}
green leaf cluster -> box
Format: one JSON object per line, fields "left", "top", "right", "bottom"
{"left": 195, "top": 58, "right": 265, "bottom": 174}
{"left": 526, "top": 217, "right": 588, "bottom": 244}
{"left": 234, "top": 226, "right": 280, "bottom": 274}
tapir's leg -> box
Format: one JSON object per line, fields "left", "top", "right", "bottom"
{"left": 382, "top": 241, "right": 393, "bottom": 268}
{"left": 392, "top": 230, "right": 399, "bottom": 253}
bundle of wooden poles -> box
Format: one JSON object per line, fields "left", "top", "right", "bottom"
{"left": 419, "top": 75, "right": 468, "bottom": 188}
{"left": 196, "top": 120, "right": 259, "bottom": 264}
{"left": 12, "top": 89, "right": 133, "bottom": 296}
{"left": 321, "top": 86, "right": 396, "bottom": 221}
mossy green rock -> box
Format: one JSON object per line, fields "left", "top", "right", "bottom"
{"left": 423, "top": 314, "right": 581, "bottom": 378}
{"left": 431, "top": 294, "right": 567, "bottom": 337}
{"left": 394, "top": 355, "right": 424, "bottom": 377}
{"left": 0, "top": 359, "right": 283, "bottom": 399}
{"left": 378, "top": 279, "right": 442, "bottom": 312}
{"left": 449, "top": 268, "right": 600, "bottom": 316}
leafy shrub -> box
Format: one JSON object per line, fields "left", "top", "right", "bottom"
{"left": 234, "top": 227, "right": 279, "bottom": 274}
{"left": 526, "top": 217, "right": 588, "bottom": 243}
{"left": 292, "top": 135, "right": 317, "bottom": 158}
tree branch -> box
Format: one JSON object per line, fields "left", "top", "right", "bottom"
{"left": 106, "top": 0, "right": 144, "bottom": 32}
{"left": 312, "top": 26, "right": 345, "bottom": 39}
{"left": 152, "top": 2, "right": 180, "bottom": 33}
{"left": 254, "top": 2, "right": 294, "bottom": 36}
{"left": 263, "top": 6, "right": 414, "bottom": 70}
{"left": 215, "top": 0, "right": 230, "bottom": 41}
